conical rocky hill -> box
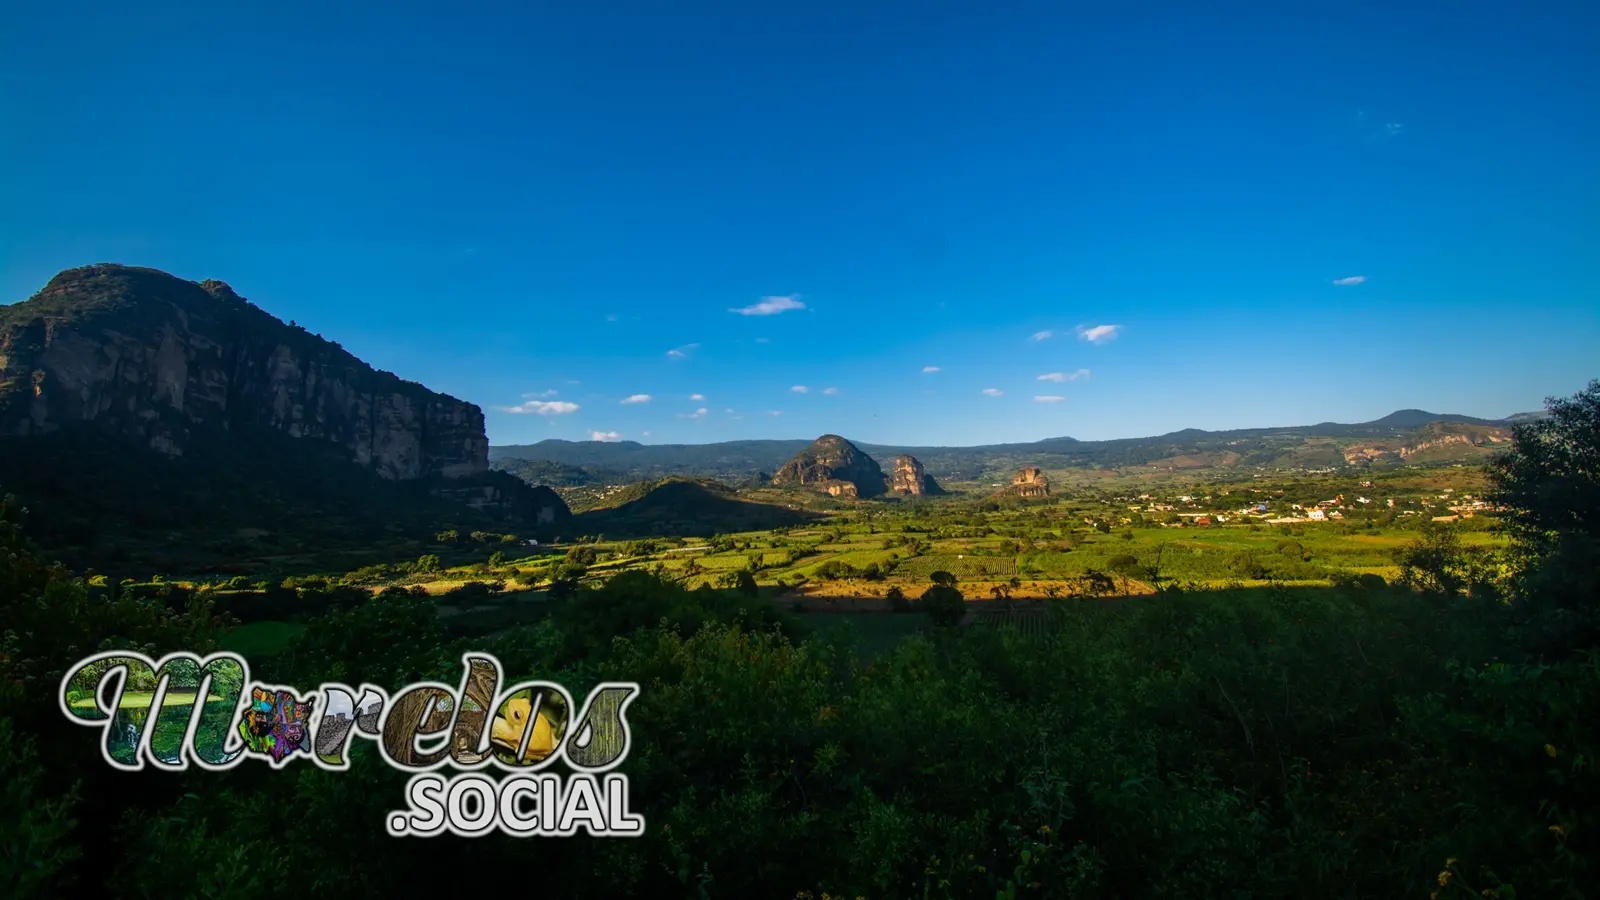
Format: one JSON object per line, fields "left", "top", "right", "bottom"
{"left": 771, "top": 434, "right": 886, "bottom": 498}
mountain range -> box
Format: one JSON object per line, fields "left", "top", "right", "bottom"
{"left": 491, "top": 409, "right": 1534, "bottom": 485}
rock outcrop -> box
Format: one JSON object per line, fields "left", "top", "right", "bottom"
{"left": 1009, "top": 466, "right": 1051, "bottom": 498}
{"left": 771, "top": 434, "right": 886, "bottom": 498}
{"left": 889, "top": 454, "right": 943, "bottom": 496}
{"left": 0, "top": 264, "right": 567, "bottom": 530}
{"left": 1341, "top": 423, "right": 1511, "bottom": 465}
{"left": 0, "top": 265, "right": 486, "bottom": 480}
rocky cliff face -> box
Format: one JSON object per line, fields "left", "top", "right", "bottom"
{"left": 1341, "top": 423, "right": 1511, "bottom": 465}
{"left": 771, "top": 434, "right": 886, "bottom": 498}
{"left": 0, "top": 265, "right": 486, "bottom": 480}
{"left": 1009, "top": 466, "right": 1051, "bottom": 498}
{"left": 890, "top": 455, "right": 943, "bottom": 496}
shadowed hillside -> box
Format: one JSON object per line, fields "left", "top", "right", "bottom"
{"left": 574, "top": 477, "right": 821, "bottom": 537}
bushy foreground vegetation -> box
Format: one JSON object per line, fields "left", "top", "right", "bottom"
{"left": 2, "top": 383, "right": 1597, "bottom": 899}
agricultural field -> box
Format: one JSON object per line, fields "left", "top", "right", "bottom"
{"left": 180, "top": 465, "right": 1512, "bottom": 665}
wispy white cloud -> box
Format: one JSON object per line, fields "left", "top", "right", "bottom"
{"left": 642, "top": 430, "right": 651, "bottom": 437}
{"left": 1332, "top": 275, "right": 1367, "bottom": 286}
{"left": 682, "top": 407, "right": 708, "bottom": 420}
{"left": 688, "top": 393, "right": 705, "bottom": 400}
{"left": 1037, "top": 369, "right": 1091, "bottom": 383}
{"left": 521, "top": 389, "right": 559, "bottom": 398}
{"left": 822, "top": 387, "right": 839, "bottom": 395}
{"left": 730, "top": 294, "right": 805, "bottom": 316}
{"left": 620, "top": 393, "right": 652, "bottom": 404}
{"left": 922, "top": 365, "right": 941, "bottom": 374}
{"left": 1077, "top": 324, "right": 1121, "bottom": 344}
{"left": 791, "top": 385, "right": 809, "bottom": 394}
{"left": 1035, "top": 395, "right": 1066, "bottom": 403}
{"left": 590, "top": 430, "right": 622, "bottom": 441}
{"left": 605, "top": 313, "right": 618, "bottom": 322}
{"left": 724, "top": 408, "right": 736, "bottom": 414}
{"left": 666, "top": 343, "right": 701, "bottom": 359}
{"left": 768, "top": 410, "right": 783, "bottom": 416}
{"left": 1031, "top": 330, "right": 1054, "bottom": 342}
{"left": 754, "top": 337, "right": 771, "bottom": 344}
{"left": 982, "top": 388, "right": 1004, "bottom": 396}
{"left": 565, "top": 379, "right": 581, "bottom": 385}
{"left": 503, "top": 400, "right": 580, "bottom": 415}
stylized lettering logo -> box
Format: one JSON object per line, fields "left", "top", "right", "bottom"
{"left": 237, "top": 685, "right": 316, "bottom": 766}
{"left": 58, "top": 651, "right": 645, "bottom": 837}
{"left": 59, "top": 651, "right": 250, "bottom": 771}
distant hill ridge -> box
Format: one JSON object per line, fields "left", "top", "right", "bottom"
{"left": 492, "top": 409, "right": 1529, "bottom": 485}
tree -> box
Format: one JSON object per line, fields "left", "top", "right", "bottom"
{"left": 546, "top": 561, "right": 588, "bottom": 600}
{"left": 886, "top": 586, "right": 911, "bottom": 612}
{"left": 1275, "top": 540, "right": 1310, "bottom": 562}
{"left": 1487, "top": 381, "right": 1600, "bottom": 652}
{"left": 1107, "top": 554, "right": 1141, "bottom": 595}
{"left": 414, "top": 554, "right": 441, "bottom": 574}
{"left": 930, "top": 570, "right": 958, "bottom": 587}
{"left": 1395, "top": 525, "right": 1474, "bottom": 596}
{"left": 733, "top": 569, "right": 759, "bottom": 598}
{"left": 919, "top": 584, "right": 966, "bottom": 627}
{"left": 1228, "top": 551, "right": 1267, "bottom": 580}
{"left": 1076, "top": 569, "right": 1115, "bottom": 598}
{"left": 488, "top": 551, "right": 506, "bottom": 568}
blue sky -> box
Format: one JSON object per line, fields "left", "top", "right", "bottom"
{"left": 2, "top": 1, "right": 1595, "bottom": 446}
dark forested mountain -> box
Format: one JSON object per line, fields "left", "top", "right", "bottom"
{"left": 572, "top": 477, "right": 820, "bottom": 537}
{"left": 0, "top": 264, "right": 569, "bottom": 569}
{"left": 494, "top": 410, "right": 1524, "bottom": 486}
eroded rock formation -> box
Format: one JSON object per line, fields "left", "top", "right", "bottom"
{"left": 1010, "top": 466, "right": 1051, "bottom": 498}
{"left": 0, "top": 264, "right": 567, "bottom": 528}
{"left": 771, "top": 434, "right": 886, "bottom": 498}
{"left": 890, "top": 454, "right": 943, "bottom": 496}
